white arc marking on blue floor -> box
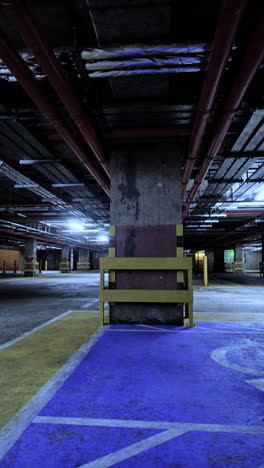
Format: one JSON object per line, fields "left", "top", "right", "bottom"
{"left": 211, "top": 345, "right": 264, "bottom": 376}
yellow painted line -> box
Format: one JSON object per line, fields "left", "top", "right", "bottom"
{"left": 0, "top": 311, "right": 99, "bottom": 429}
{"left": 194, "top": 312, "right": 264, "bottom": 322}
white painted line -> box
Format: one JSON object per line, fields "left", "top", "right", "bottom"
{"left": 34, "top": 416, "right": 178, "bottom": 430}
{"left": 107, "top": 328, "right": 264, "bottom": 334}
{"left": 0, "top": 310, "right": 74, "bottom": 351}
{"left": 79, "top": 428, "right": 187, "bottom": 467}
{"left": 81, "top": 298, "right": 99, "bottom": 309}
{"left": 107, "top": 329, "right": 185, "bottom": 333}
{"left": 139, "top": 324, "right": 170, "bottom": 332}
{"left": 0, "top": 326, "right": 107, "bottom": 460}
{"left": 246, "top": 378, "right": 264, "bottom": 393}
{"left": 33, "top": 416, "right": 264, "bottom": 434}
{"left": 33, "top": 416, "right": 264, "bottom": 468}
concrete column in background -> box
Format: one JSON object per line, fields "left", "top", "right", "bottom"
{"left": 110, "top": 142, "right": 184, "bottom": 325}
{"left": 70, "top": 248, "right": 74, "bottom": 271}
{"left": 213, "top": 248, "right": 225, "bottom": 272}
{"left": 24, "top": 238, "right": 37, "bottom": 276}
{"left": 24, "top": 239, "right": 37, "bottom": 261}
{"left": 78, "top": 248, "right": 89, "bottom": 262}
{"left": 77, "top": 248, "right": 90, "bottom": 271}
{"left": 61, "top": 245, "right": 70, "bottom": 262}
{"left": 234, "top": 244, "right": 243, "bottom": 262}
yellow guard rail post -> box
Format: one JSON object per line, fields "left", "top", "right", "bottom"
{"left": 23, "top": 261, "right": 39, "bottom": 276}
{"left": 77, "top": 262, "right": 90, "bottom": 271}
{"left": 233, "top": 261, "right": 245, "bottom": 273}
{"left": 59, "top": 261, "right": 70, "bottom": 273}
{"left": 203, "top": 255, "right": 208, "bottom": 287}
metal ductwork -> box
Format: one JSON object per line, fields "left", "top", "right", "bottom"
{"left": 183, "top": 7, "right": 264, "bottom": 218}
{"left": 0, "top": 0, "right": 110, "bottom": 178}
{"left": 0, "top": 29, "right": 110, "bottom": 197}
{"left": 182, "top": 0, "right": 248, "bottom": 196}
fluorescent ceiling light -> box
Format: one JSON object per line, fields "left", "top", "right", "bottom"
{"left": 52, "top": 183, "right": 85, "bottom": 188}
{"left": 97, "top": 233, "right": 109, "bottom": 243}
{"left": 68, "top": 221, "right": 85, "bottom": 231}
{"left": 72, "top": 198, "right": 93, "bottom": 202}
{"left": 15, "top": 184, "right": 39, "bottom": 188}
{"left": 19, "top": 160, "right": 59, "bottom": 165}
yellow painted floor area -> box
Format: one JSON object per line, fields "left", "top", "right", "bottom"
{"left": 0, "top": 311, "right": 99, "bottom": 429}
{"left": 194, "top": 312, "right": 264, "bottom": 322}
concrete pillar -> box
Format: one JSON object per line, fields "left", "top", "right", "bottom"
{"left": 213, "top": 248, "right": 225, "bottom": 272}
{"left": 60, "top": 245, "right": 70, "bottom": 272}
{"left": 24, "top": 239, "right": 37, "bottom": 261}
{"left": 110, "top": 142, "right": 184, "bottom": 325}
{"left": 70, "top": 248, "right": 74, "bottom": 271}
{"left": 261, "top": 235, "right": 264, "bottom": 276}
{"left": 61, "top": 245, "right": 70, "bottom": 262}
{"left": 234, "top": 244, "right": 243, "bottom": 262}
{"left": 24, "top": 239, "right": 37, "bottom": 276}
{"left": 77, "top": 248, "right": 90, "bottom": 271}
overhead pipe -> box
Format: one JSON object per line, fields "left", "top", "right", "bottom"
{"left": 0, "top": 227, "right": 85, "bottom": 246}
{"left": 0, "top": 0, "right": 110, "bottom": 178}
{"left": 182, "top": 0, "right": 248, "bottom": 196}
{"left": 104, "top": 127, "right": 191, "bottom": 139}
{"left": 183, "top": 8, "right": 264, "bottom": 218}
{"left": 0, "top": 30, "right": 110, "bottom": 197}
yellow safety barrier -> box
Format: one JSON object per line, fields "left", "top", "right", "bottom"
{"left": 23, "top": 261, "right": 39, "bottom": 276}
{"left": 77, "top": 262, "right": 90, "bottom": 271}
{"left": 59, "top": 261, "right": 70, "bottom": 273}
{"left": 233, "top": 261, "right": 245, "bottom": 272}
{"left": 203, "top": 255, "right": 208, "bottom": 287}
{"left": 99, "top": 256, "right": 193, "bottom": 327}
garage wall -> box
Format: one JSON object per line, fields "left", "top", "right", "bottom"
{"left": 0, "top": 249, "right": 21, "bottom": 271}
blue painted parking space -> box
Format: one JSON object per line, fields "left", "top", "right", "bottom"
{"left": 1, "top": 322, "right": 264, "bottom": 467}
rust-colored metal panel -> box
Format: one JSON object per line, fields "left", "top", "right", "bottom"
{"left": 116, "top": 225, "right": 178, "bottom": 290}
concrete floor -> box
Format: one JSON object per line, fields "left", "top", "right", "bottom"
{"left": 1, "top": 271, "right": 264, "bottom": 466}
{"left": 0, "top": 272, "right": 100, "bottom": 345}
{"left": 1, "top": 323, "right": 264, "bottom": 467}
{"left": 1, "top": 271, "right": 263, "bottom": 345}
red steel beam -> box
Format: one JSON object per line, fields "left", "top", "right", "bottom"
{"left": 0, "top": 0, "right": 110, "bottom": 178}
{"left": 0, "top": 31, "right": 110, "bottom": 197}
{"left": 182, "top": 0, "right": 247, "bottom": 195}
{"left": 183, "top": 8, "right": 264, "bottom": 218}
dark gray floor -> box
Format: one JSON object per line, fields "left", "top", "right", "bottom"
{"left": 1, "top": 271, "right": 263, "bottom": 345}
{"left": 0, "top": 272, "right": 100, "bottom": 345}
{"left": 194, "top": 272, "right": 264, "bottom": 317}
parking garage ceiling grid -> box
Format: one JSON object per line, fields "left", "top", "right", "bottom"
{"left": 0, "top": 0, "right": 263, "bottom": 250}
